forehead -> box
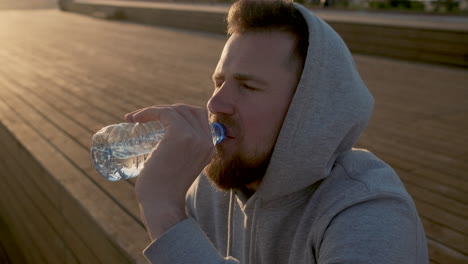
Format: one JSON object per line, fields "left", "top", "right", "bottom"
{"left": 215, "top": 31, "right": 297, "bottom": 77}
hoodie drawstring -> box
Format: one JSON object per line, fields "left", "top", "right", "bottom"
{"left": 249, "top": 199, "right": 260, "bottom": 264}
{"left": 227, "top": 190, "right": 235, "bottom": 258}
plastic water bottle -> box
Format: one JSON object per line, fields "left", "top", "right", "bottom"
{"left": 91, "top": 121, "right": 226, "bottom": 181}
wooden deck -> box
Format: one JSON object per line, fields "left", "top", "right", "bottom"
{"left": 0, "top": 8, "right": 467, "bottom": 264}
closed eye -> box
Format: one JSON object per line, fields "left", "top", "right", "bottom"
{"left": 242, "top": 83, "right": 258, "bottom": 91}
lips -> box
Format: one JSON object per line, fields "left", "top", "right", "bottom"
{"left": 224, "top": 128, "right": 236, "bottom": 139}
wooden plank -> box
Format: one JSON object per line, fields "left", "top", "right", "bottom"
{"left": 369, "top": 128, "right": 467, "bottom": 170}
{"left": 0, "top": 215, "right": 27, "bottom": 263}
{"left": 339, "top": 30, "right": 468, "bottom": 57}
{"left": 0, "top": 158, "right": 80, "bottom": 264}
{"left": 0, "top": 12, "right": 218, "bottom": 104}
{"left": 370, "top": 103, "right": 468, "bottom": 138}
{"left": 0, "top": 45, "right": 133, "bottom": 127}
{"left": 0, "top": 118, "right": 101, "bottom": 263}
{"left": 0, "top": 61, "right": 138, "bottom": 190}
{"left": 400, "top": 171, "right": 468, "bottom": 205}
{"left": 0, "top": 26, "right": 191, "bottom": 107}
{"left": 405, "top": 182, "right": 468, "bottom": 219}
{"left": 373, "top": 134, "right": 467, "bottom": 166}
{"left": 0, "top": 216, "right": 27, "bottom": 263}
{"left": 428, "top": 237, "right": 468, "bottom": 264}
{"left": 363, "top": 136, "right": 468, "bottom": 185}
{"left": 0, "top": 44, "right": 124, "bottom": 126}
{"left": 421, "top": 217, "right": 468, "bottom": 256}
{"left": 415, "top": 167, "right": 468, "bottom": 194}
{"left": 0, "top": 102, "right": 141, "bottom": 263}
{"left": 0, "top": 72, "right": 141, "bottom": 219}
{"left": 0, "top": 30, "right": 210, "bottom": 135}
{"left": 0, "top": 86, "right": 148, "bottom": 263}
{"left": 353, "top": 45, "right": 467, "bottom": 66}
{"left": 369, "top": 101, "right": 468, "bottom": 130}
{"left": 0, "top": 184, "right": 49, "bottom": 264}
{"left": 398, "top": 171, "right": 468, "bottom": 205}
{"left": 360, "top": 148, "right": 468, "bottom": 200}
{"left": 414, "top": 200, "right": 468, "bottom": 236}
{"left": 369, "top": 104, "right": 468, "bottom": 139}
{"left": 333, "top": 24, "right": 468, "bottom": 66}
{"left": 422, "top": 217, "right": 468, "bottom": 255}
{"left": 330, "top": 22, "right": 468, "bottom": 45}
{"left": 0, "top": 168, "right": 44, "bottom": 263}
{"left": 363, "top": 145, "right": 468, "bottom": 196}
{"left": 124, "top": 7, "right": 227, "bottom": 34}
{"left": 0, "top": 101, "right": 87, "bottom": 263}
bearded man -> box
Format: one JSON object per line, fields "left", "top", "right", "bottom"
{"left": 125, "top": 1, "right": 429, "bottom": 263}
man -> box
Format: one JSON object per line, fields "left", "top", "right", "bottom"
{"left": 125, "top": 0, "right": 429, "bottom": 263}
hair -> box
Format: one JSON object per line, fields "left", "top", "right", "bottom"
{"left": 226, "top": 0, "right": 309, "bottom": 71}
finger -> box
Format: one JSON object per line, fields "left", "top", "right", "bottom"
{"left": 125, "top": 108, "right": 147, "bottom": 122}
{"left": 172, "top": 105, "right": 211, "bottom": 140}
{"left": 133, "top": 106, "right": 197, "bottom": 136}
{"left": 168, "top": 106, "right": 216, "bottom": 161}
{"left": 129, "top": 105, "right": 212, "bottom": 145}
{"left": 171, "top": 104, "right": 204, "bottom": 132}
{"left": 125, "top": 104, "right": 176, "bottom": 122}
{"left": 192, "top": 107, "right": 212, "bottom": 141}
{"left": 131, "top": 107, "right": 166, "bottom": 124}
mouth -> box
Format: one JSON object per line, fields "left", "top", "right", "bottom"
{"left": 218, "top": 133, "right": 235, "bottom": 145}
{"left": 224, "top": 128, "right": 236, "bottom": 139}
{"left": 210, "top": 117, "right": 237, "bottom": 140}
{"left": 218, "top": 135, "right": 235, "bottom": 143}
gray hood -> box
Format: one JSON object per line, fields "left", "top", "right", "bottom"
{"left": 256, "top": 4, "right": 374, "bottom": 202}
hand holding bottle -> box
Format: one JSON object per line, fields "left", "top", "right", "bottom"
{"left": 125, "top": 104, "right": 217, "bottom": 240}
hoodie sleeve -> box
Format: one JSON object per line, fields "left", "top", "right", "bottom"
{"left": 317, "top": 195, "right": 427, "bottom": 264}
{"left": 143, "top": 218, "right": 240, "bottom": 264}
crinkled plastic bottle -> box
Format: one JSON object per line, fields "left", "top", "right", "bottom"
{"left": 91, "top": 121, "right": 225, "bottom": 181}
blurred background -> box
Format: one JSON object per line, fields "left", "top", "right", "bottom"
{"left": 0, "top": 0, "right": 467, "bottom": 263}
{"left": 0, "top": 0, "right": 56, "bottom": 9}
{"left": 73, "top": 0, "right": 468, "bottom": 14}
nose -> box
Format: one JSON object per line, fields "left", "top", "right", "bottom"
{"left": 207, "top": 83, "right": 235, "bottom": 116}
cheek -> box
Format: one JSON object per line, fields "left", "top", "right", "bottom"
{"left": 242, "top": 107, "right": 286, "bottom": 146}
{"left": 238, "top": 88, "right": 294, "bottom": 149}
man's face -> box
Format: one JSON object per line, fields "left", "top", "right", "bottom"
{"left": 205, "top": 31, "right": 301, "bottom": 191}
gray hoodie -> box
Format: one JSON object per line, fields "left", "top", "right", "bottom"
{"left": 143, "top": 3, "right": 428, "bottom": 264}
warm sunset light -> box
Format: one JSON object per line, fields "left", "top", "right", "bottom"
{"left": 0, "top": 0, "right": 467, "bottom": 263}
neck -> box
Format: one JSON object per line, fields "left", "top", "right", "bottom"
{"left": 246, "top": 180, "right": 260, "bottom": 191}
{"left": 243, "top": 180, "right": 261, "bottom": 197}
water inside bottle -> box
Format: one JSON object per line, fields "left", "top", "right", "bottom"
{"left": 91, "top": 122, "right": 226, "bottom": 181}
{"left": 91, "top": 130, "right": 163, "bottom": 181}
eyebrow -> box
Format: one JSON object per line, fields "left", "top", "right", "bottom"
{"left": 212, "top": 73, "right": 268, "bottom": 85}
